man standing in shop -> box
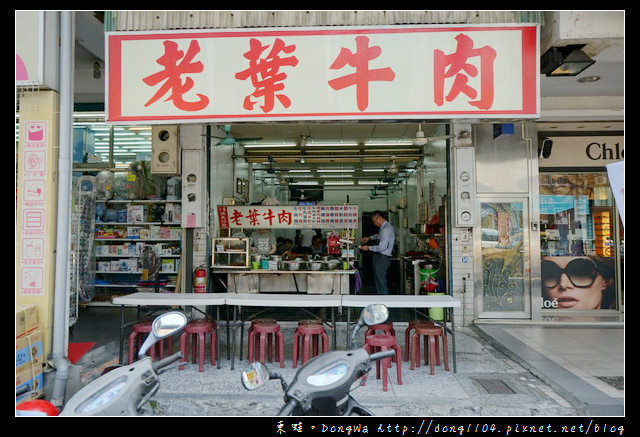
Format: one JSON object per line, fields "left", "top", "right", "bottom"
{"left": 250, "top": 228, "right": 277, "bottom": 256}
{"left": 360, "top": 211, "right": 395, "bottom": 295}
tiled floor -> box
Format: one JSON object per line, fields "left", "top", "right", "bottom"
{"left": 501, "top": 326, "right": 623, "bottom": 397}
{"left": 475, "top": 321, "right": 624, "bottom": 416}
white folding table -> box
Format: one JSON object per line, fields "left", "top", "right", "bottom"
{"left": 224, "top": 293, "right": 343, "bottom": 370}
{"left": 341, "top": 294, "right": 461, "bottom": 372}
{"left": 112, "top": 292, "right": 227, "bottom": 367}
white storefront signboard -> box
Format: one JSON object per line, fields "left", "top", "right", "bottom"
{"left": 106, "top": 24, "right": 539, "bottom": 123}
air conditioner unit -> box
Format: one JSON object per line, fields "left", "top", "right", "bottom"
{"left": 151, "top": 125, "right": 180, "bottom": 175}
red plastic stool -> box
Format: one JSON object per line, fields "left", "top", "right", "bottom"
{"left": 128, "top": 320, "right": 173, "bottom": 364}
{"left": 410, "top": 325, "right": 450, "bottom": 375}
{"left": 296, "top": 319, "right": 324, "bottom": 354}
{"left": 362, "top": 334, "right": 403, "bottom": 392}
{"left": 247, "top": 319, "right": 277, "bottom": 360}
{"left": 292, "top": 323, "right": 329, "bottom": 368}
{"left": 179, "top": 319, "right": 217, "bottom": 372}
{"left": 248, "top": 322, "right": 285, "bottom": 368}
{"left": 365, "top": 322, "right": 396, "bottom": 337}
{"left": 298, "top": 318, "right": 323, "bottom": 325}
{"left": 365, "top": 322, "right": 398, "bottom": 365}
{"left": 403, "top": 320, "right": 435, "bottom": 362}
{"left": 295, "top": 319, "right": 324, "bottom": 363}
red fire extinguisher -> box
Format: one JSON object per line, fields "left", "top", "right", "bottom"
{"left": 194, "top": 265, "right": 207, "bottom": 293}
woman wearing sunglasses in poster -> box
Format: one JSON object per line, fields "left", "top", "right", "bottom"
{"left": 541, "top": 256, "right": 616, "bottom": 310}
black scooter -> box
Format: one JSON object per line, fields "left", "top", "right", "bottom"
{"left": 58, "top": 311, "right": 187, "bottom": 416}
{"left": 241, "top": 304, "right": 394, "bottom": 416}
{"left": 17, "top": 311, "right": 187, "bottom": 416}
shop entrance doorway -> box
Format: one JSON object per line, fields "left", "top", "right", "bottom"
{"left": 475, "top": 197, "right": 532, "bottom": 319}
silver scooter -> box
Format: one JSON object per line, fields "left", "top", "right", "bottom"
{"left": 241, "top": 304, "right": 394, "bottom": 416}
{"left": 59, "top": 311, "right": 187, "bottom": 416}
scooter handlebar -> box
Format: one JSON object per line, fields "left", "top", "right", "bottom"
{"left": 369, "top": 349, "right": 396, "bottom": 362}
{"left": 278, "top": 399, "right": 300, "bottom": 416}
{"left": 152, "top": 351, "right": 183, "bottom": 372}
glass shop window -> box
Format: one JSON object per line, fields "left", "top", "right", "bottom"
{"left": 539, "top": 172, "right": 620, "bottom": 311}
{"left": 72, "top": 114, "right": 152, "bottom": 169}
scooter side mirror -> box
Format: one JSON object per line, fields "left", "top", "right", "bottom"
{"left": 153, "top": 311, "right": 188, "bottom": 338}
{"left": 241, "top": 362, "right": 271, "bottom": 390}
{"left": 138, "top": 311, "right": 187, "bottom": 358}
{"left": 350, "top": 304, "right": 389, "bottom": 348}
{"left": 361, "top": 304, "right": 389, "bottom": 326}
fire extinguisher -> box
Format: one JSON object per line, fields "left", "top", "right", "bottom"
{"left": 194, "top": 265, "right": 207, "bottom": 293}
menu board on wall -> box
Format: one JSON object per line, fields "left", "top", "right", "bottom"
{"left": 217, "top": 205, "right": 359, "bottom": 229}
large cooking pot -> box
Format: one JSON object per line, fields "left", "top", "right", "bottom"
{"left": 308, "top": 261, "right": 323, "bottom": 271}
{"left": 283, "top": 260, "right": 300, "bottom": 271}
{"left": 326, "top": 259, "right": 341, "bottom": 270}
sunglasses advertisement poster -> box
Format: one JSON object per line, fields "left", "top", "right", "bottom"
{"left": 541, "top": 256, "right": 616, "bottom": 310}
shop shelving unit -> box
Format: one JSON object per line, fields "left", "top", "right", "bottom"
{"left": 211, "top": 237, "right": 250, "bottom": 269}
{"left": 90, "top": 199, "right": 183, "bottom": 305}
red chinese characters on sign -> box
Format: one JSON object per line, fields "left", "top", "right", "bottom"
{"left": 217, "top": 205, "right": 359, "bottom": 229}
{"left": 217, "top": 206, "right": 230, "bottom": 229}
{"left": 278, "top": 210, "right": 292, "bottom": 225}
{"left": 246, "top": 208, "right": 260, "bottom": 226}
{"left": 110, "top": 25, "right": 538, "bottom": 122}
{"left": 235, "top": 38, "right": 299, "bottom": 113}
{"left": 328, "top": 36, "right": 396, "bottom": 111}
{"left": 142, "top": 40, "right": 209, "bottom": 111}
{"left": 224, "top": 207, "right": 294, "bottom": 227}
{"left": 433, "top": 34, "right": 497, "bottom": 110}
{"left": 262, "top": 208, "right": 275, "bottom": 226}
{"left": 229, "top": 209, "right": 244, "bottom": 227}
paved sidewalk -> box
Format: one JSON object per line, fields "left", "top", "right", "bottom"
{"left": 50, "top": 308, "right": 624, "bottom": 418}
{"left": 146, "top": 323, "right": 580, "bottom": 416}
{"left": 474, "top": 323, "right": 624, "bottom": 417}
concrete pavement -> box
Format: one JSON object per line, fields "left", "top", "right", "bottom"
{"left": 77, "top": 323, "right": 587, "bottom": 416}
{"left": 50, "top": 308, "right": 624, "bottom": 418}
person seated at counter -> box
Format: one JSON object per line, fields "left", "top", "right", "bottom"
{"left": 310, "top": 235, "right": 327, "bottom": 256}
{"left": 277, "top": 238, "right": 294, "bottom": 255}
{"left": 250, "top": 228, "right": 277, "bottom": 255}
{"left": 279, "top": 238, "right": 313, "bottom": 259}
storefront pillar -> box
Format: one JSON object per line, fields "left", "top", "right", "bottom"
{"left": 16, "top": 90, "right": 60, "bottom": 360}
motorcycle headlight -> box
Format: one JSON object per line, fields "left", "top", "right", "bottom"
{"left": 75, "top": 376, "right": 127, "bottom": 415}
{"left": 306, "top": 363, "right": 349, "bottom": 387}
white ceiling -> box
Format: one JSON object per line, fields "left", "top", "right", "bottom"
{"left": 222, "top": 122, "right": 447, "bottom": 147}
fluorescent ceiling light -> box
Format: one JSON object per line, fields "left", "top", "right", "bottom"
{"left": 72, "top": 111, "right": 105, "bottom": 118}
{"left": 305, "top": 142, "right": 359, "bottom": 147}
{"left": 243, "top": 143, "right": 297, "bottom": 148}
